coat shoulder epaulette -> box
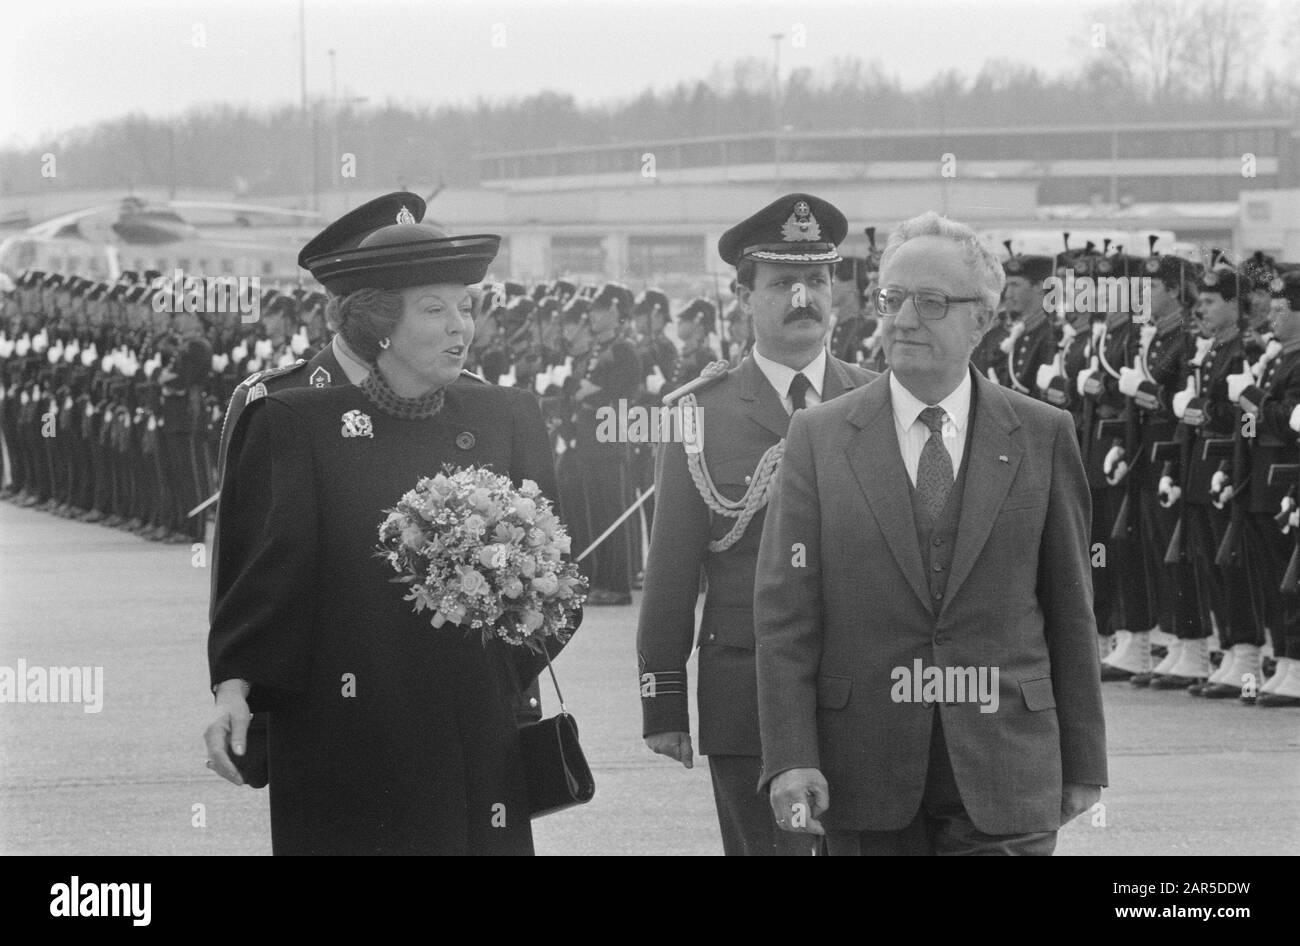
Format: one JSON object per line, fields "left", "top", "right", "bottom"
{"left": 662, "top": 360, "right": 730, "bottom": 406}
{"left": 458, "top": 368, "right": 489, "bottom": 384}
{"left": 236, "top": 359, "right": 308, "bottom": 401}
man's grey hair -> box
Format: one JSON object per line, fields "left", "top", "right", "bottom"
{"left": 878, "top": 211, "right": 1006, "bottom": 315}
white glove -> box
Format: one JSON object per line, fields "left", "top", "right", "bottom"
{"left": 1226, "top": 370, "right": 1253, "bottom": 404}
{"left": 998, "top": 320, "right": 1026, "bottom": 355}
{"left": 290, "top": 328, "right": 309, "bottom": 355}
{"left": 1172, "top": 380, "right": 1196, "bottom": 419}
{"left": 1103, "top": 444, "right": 1127, "bottom": 480}
{"left": 1191, "top": 336, "right": 1214, "bottom": 366}
{"left": 1118, "top": 366, "right": 1143, "bottom": 397}
{"left": 986, "top": 365, "right": 998, "bottom": 383}
{"left": 646, "top": 366, "right": 665, "bottom": 396}
{"left": 1290, "top": 403, "right": 1300, "bottom": 433}
{"left": 1035, "top": 362, "right": 1059, "bottom": 391}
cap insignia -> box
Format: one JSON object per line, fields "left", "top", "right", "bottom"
{"left": 395, "top": 206, "right": 416, "bottom": 225}
{"left": 781, "top": 201, "right": 821, "bottom": 242}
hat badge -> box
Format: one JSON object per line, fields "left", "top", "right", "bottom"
{"left": 395, "top": 205, "right": 416, "bottom": 225}
{"left": 1145, "top": 259, "right": 1160, "bottom": 273}
{"left": 1272, "top": 277, "right": 1285, "bottom": 293}
{"left": 781, "top": 201, "right": 822, "bottom": 242}
{"left": 1203, "top": 272, "right": 1218, "bottom": 287}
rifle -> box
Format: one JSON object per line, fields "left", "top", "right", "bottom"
{"left": 1214, "top": 403, "right": 1248, "bottom": 567}
{"left": 1269, "top": 464, "right": 1300, "bottom": 593}
{"left": 1110, "top": 321, "right": 1141, "bottom": 545}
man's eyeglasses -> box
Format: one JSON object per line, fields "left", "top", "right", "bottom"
{"left": 874, "top": 287, "right": 983, "bottom": 321}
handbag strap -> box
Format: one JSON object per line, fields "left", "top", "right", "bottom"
{"left": 541, "top": 645, "right": 566, "bottom": 713}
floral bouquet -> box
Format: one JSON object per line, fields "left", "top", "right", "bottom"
{"left": 377, "top": 465, "right": 587, "bottom": 651}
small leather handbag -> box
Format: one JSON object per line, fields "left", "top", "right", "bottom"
{"left": 517, "top": 651, "right": 594, "bottom": 819}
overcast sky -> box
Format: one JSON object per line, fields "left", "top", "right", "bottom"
{"left": 3, "top": 0, "right": 1294, "bottom": 149}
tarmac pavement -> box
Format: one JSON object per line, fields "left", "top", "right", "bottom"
{"left": 1, "top": 500, "right": 1296, "bottom": 856}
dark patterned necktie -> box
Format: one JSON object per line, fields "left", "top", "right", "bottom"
{"left": 916, "top": 406, "right": 953, "bottom": 519}
{"left": 788, "top": 372, "right": 811, "bottom": 411}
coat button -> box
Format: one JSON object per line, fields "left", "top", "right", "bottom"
{"left": 932, "top": 591, "right": 943, "bottom": 600}
{"left": 932, "top": 537, "right": 942, "bottom": 547}
{"left": 529, "top": 697, "right": 539, "bottom": 708}
{"left": 744, "top": 474, "right": 752, "bottom": 484}
{"left": 932, "top": 562, "right": 944, "bottom": 571}
{"left": 456, "top": 432, "right": 475, "bottom": 450}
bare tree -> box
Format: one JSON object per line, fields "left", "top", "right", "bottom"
{"left": 1183, "top": 0, "right": 1266, "bottom": 104}
{"left": 1090, "top": 0, "right": 1199, "bottom": 101}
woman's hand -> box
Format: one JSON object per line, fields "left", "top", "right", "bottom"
{"left": 204, "top": 679, "right": 252, "bottom": 785}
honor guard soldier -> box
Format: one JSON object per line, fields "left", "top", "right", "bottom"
{"left": 1180, "top": 266, "right": 1256, "bottom": 698}
{"left": 998, "top": 252, "right": 1057, "bottom": 398}
{"left": 637, "top": 193, "right": 876, "bottom": 854}
{"left": 1119, "top": 250, "right": 1204, "bottom": 687}
{"left": 1225, "top": 270, "right": 1300, "bottom": 706}
{"left": 1090, "top": 254, "right": 1160, "bottom": 680}
{"left": 572, "top": 282, "right": 640, "bottom": 605}
{"left": 671, "top": 298, "right": 718, "bottom": 391}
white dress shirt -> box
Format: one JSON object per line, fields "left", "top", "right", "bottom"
{"left": 752, "top": 346, "right": 827, "bottom": 414}
{"left": 889, "top": 370, "right": 972, "bottom": 487}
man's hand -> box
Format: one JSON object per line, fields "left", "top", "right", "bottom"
{"left": 769, "top": 768, "right": 829, "bottom": 835}
{"left": 1061, "top": 782, "right": 1102, "bottom": 825}
{"left": 204, "top": 679, "right": 251, "bottom": 785}
{"left": 645, "top": 731, "right": 694, "bottom": 769}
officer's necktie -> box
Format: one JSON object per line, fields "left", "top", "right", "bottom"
{"left": 788, "top": 372, "right": 811, "bottom": 412}
{"left": 916, "top": 406, "right": 954, "bottom": 519}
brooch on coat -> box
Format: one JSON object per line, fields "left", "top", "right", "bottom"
{"left": 341, "top": 409, "right": 374, "bottom": 438}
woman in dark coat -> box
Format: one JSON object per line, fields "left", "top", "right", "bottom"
{"left": 204, "top": 193, "right": 577, "bottom": 855}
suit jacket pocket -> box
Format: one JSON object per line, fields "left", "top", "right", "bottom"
{"left": 699, "top": 606, "right": 754, "bottom": 651}
{"left": 1020, "top": 676, "right": 1057, "bottom": 711}
{"left": 1000, "top": 489, "right": 1049, "bottom": 512}
{"left": 817, "top": 674, "right": 852, "bottom": 709}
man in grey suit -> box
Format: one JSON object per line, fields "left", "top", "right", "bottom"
{"left": 754, "top": 211, "right": 1108, "bottom": 855}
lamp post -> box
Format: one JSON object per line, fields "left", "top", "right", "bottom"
{"left": 771, "top": 33, "right": 783, "bottom": 187}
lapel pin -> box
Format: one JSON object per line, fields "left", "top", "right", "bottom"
{"left": 456, "top": 431, "right": 476, "bottom": 450}
{"left": 998, "top": 454, "right": 1009, "bottom": 463}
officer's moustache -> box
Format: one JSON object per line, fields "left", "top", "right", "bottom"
{"left": 784, "top": 306, "right": 822, "bottom": 324}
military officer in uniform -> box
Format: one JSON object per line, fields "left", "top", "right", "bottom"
{"left": 637, "top": 193, "right": 876, "bottom": 855}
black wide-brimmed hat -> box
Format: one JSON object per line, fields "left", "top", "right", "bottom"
{"left": 718, "top": 193, "right": 847, "bottom": 267}
{"left": 299, "top": 191, "right": 500, "bottom": 295}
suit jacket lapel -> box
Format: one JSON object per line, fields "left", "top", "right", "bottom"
{"left": 739, "top": 355, "right": 791, "bottom": 440}
{"left": 843, "top": 372, "right": 932, "bottom": 613}
{"left": 821, "top": 356, "right": 856, "bottom": 402}
{"left": 941, "top": 370, "right": 1023, "bottom": 616}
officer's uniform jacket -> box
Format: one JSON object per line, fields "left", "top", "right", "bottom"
{"left": 636, "top": 353, "right": 875, "bottom": 756}
{"left": 1183, "top": 335, "right": 1245, "bottom": 506}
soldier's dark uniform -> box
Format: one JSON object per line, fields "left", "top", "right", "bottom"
{"left": 637, "top": 193, "right": 876, "bottom": 855}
